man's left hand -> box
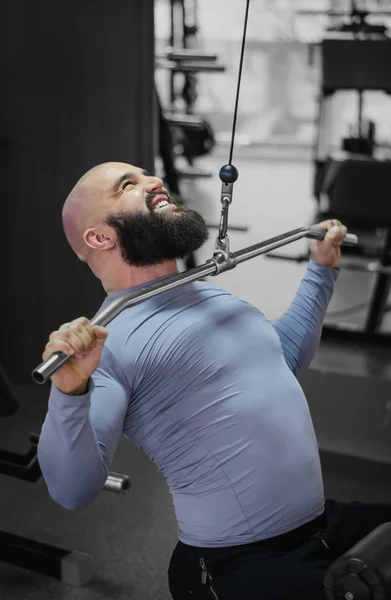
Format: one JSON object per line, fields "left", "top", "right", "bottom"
{"left": 310, "top": 219, "right": 347, "bottom": 269}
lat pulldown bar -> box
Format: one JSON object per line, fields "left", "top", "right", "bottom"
{"left": 32, "top": 225, "right": 357, "bottom": 385}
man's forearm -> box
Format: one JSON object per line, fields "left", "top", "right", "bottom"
{"left": 37, "top": 384, "right": 108, "bottom": 509}
{"left": 273, "top": 259, "right": 339, "bottom": 375}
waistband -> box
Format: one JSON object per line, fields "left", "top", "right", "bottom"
{"left": 255, "top": 512, "right": 325, "bottom": 548}
{"left": 177, "top": 511, "right": 326, "bottom": 555}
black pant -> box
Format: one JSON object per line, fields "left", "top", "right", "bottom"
{"left": 168, "top": 499, "right": 391, "bottom": 599}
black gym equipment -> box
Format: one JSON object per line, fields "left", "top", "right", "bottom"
{"left": 156, "top": 0, "right": 224, "bottom": 177}
{"left": 0, "top": 364, "right": 130, "bottom": 585}
{"left": 298, "top": 1, "right": 391, "bottom": 36}
{"left": 314, "top": 4, "right": 391, "bottom": 343}
{"left": 165, "top": 0, "right": 225, "bottom": 114}
{"left": 0, "top": 361, "right": 19, "bottom": 418}
{"left": 269, "top": 1, "right": 391, "bottom": 343}
{"left": 156, "top": 0, "right": 247, "bottom": 270}
{"left": 155, "top": 0, "right": 224, "bottom": 271}
{"left": 166, "top": 111, "right": 216, "bottom": 164}
{"left": 324, "top": 522, "right": 391, "bottom": 600}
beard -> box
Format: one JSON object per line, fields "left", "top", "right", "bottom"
{"left": 105, "top": 205, "right": 209, "bottom": 267}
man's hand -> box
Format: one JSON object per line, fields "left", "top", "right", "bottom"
{"left": 309, "top": 219, "right": 347, "bottom": 269}
{"left": 42, "top": 317, "right": 108, "bottom": 395}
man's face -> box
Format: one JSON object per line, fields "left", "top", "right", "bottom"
{"left": 101, "top": 164, "right": 209, "bottom": 266}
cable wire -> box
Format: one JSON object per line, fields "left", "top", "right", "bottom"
{"left": 228, "top": 0, "right": 251, "bottom": 165}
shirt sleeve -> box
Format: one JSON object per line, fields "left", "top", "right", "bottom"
{"left": 37, "top": 346, "right": 130, "bottom": 509}
{"left": 273, "top": 259, "right": 339, "bottom": 376}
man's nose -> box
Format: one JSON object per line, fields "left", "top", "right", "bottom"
{"left": 142, "top": 176, "right": 163, "bottom": 194}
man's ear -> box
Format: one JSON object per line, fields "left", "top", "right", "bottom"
{"left": 83, "top": 226, "right": 117, "bottom": 251}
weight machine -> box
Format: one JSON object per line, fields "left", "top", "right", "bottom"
{"left": 272, "top": 1, "right": 391, "bottom": 343}
{"left": 156, "top": 0, "right": 225, "bottom": 184}
{"left": 0, "top": 363, "right": 130, "bottom": 585}
{"left": 155, "top": 0, "right": 248, "bottom": 270}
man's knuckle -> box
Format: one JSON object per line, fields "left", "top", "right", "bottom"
{"left": 77, "top": 317, "right": 90, "bottom": 326}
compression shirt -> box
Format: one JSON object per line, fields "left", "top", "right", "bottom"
{"left": 38, "top": 260, "right": 338, "bottom": 547}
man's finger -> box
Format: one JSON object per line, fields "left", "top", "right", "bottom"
{"left": 325, "top": 224, "right": 347, "bottom": 244}
{"left": 42, "top": 340, "right": 76, "bottom": 361}
{"left": 312, "top": 219, "right": 341, "bottom": 232}
{"left": 92, "top": 326, "right": 109, "bottom": 348}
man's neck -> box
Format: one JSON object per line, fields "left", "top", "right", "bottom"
{"left": 101, "top": 260, "right": 178, "bottom": 293}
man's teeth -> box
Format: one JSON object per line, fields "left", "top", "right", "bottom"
{"left": 153, "top": 200, "right": 169, "bottom": 210}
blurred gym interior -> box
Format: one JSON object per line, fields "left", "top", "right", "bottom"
{"left": 2, "top": 1, "right": 391, "bottom": 599}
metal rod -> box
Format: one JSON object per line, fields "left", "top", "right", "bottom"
{"left": 234, "top": 227, "right": 309, "bottom": 264}
{"left": 156, "top": 49, "right": 218, "bottom": 62}
{"left": 358, "top": 90, "right": 363, "bottom": 138}
{"left": 32, "top": 227, "right": 358, "bottom": 385}
{"left": 32, "top": 261, "right": 217, "bottom": 384}
{"left": 103, "top": 472, "right": 131, "bottom": 493}
{"left": 297, "top": 9, "right": 391, "bottom": 16}
{"left": 206, "top": 223, "right": 248, "bottom": 232}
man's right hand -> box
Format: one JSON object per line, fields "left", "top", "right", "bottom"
{"left": 42, "top": 317, "right": 108, "bottom": 395}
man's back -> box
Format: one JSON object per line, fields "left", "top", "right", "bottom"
{"left": 95, "top": 279, "right": 325, "bottom": 546}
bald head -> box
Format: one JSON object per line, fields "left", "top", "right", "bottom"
{"left": 62, "top": 162, "right": 153, "bottom": 260}
{"left": 62, "top": 164, "right": 104, "bottom": 258}
{"left": 61, "top": 161, "right": 208, "bottom": 280}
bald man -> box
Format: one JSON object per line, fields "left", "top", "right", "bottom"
{"left": 38, "top": 162, "right": 391, "bottom": 600}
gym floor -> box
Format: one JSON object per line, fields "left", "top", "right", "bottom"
{"left": 2, "top": 147, "right": 391, "bottom": 600}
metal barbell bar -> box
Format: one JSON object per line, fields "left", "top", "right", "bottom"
{"left": 32, "top": 226, "right": 358, "bottom": 385}
{"left": 103, "top": 472, "right": 131, "bottom": 493}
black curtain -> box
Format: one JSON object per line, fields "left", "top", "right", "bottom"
{"left": 0, "top": 0, "right": 155, "bottom": 382}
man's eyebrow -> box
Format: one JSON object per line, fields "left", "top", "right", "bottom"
{"left": 113, "top": 170, "right": 150, "bottom": 190}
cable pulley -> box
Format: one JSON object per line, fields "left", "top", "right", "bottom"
{"left": 214, "top": 0, "right": 250, "bottom": 264}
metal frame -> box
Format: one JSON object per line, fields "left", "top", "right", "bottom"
{"left": 310, "top": 24, "right": 391, "bottom": 343}
{"left": 267, "top": 231, "right": 391, "bottom": 343}
{"left": 0, "top": 429, "right": 130, "bottom": 584}
{"left": 0, "top": 530, "right": 94, "bottom": 586}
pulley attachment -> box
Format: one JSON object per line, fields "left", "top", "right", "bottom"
{"left": 211, "top": 0, "right": 250, "bottom": 272}
{"left": 219, "top": 164, "right": 239, "bottom": 184}
{"left": 212, "top": 164, "right": 240, "bottom": 273}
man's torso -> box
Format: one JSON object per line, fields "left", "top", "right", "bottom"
{"left": 97, "top": 281, "right": 324, "bottom": 546}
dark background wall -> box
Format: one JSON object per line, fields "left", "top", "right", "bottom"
{"left": 0, "top": 1, "right": 155, "bottom": 382}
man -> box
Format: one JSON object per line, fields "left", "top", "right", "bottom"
{"left": 38, "top": 162, "right": 391, "bottom": 599}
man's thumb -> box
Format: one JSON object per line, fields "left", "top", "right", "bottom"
{"left": 93, "top": 326, "right": 109, "bottom": 343}
{"left": 325, "top": 226, "right": 340, "bottom": 242}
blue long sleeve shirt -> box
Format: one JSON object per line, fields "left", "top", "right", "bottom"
{"left": 38, "top": 260, "right": 339, "bottom": 547}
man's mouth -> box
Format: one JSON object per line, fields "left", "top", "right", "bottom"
{"left": 148, "top": 193, "right": 176, "bottom": 212}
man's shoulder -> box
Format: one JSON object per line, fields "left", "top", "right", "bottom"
{"left": 97, "top": 280, "right": 236, "bottom": 333}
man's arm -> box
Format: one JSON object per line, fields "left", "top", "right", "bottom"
{"left": 38, "top": 345, "right": 130, "bottom": 509}
{"left": 272, "top": 219, "right": 347, "bottom": 376}
{"left": 273, "top": 259, "right": 339, "bottom": 376}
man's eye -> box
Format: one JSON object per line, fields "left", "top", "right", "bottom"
{"left": 123, "top": 181, "right": 134, "bottom": 190}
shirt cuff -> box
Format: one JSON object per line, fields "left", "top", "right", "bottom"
{"left": 49, "top": 378, "right": 96, "bottom": 407}
{"left": 307, "top": 258, "right": 340, "bottom": 282}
